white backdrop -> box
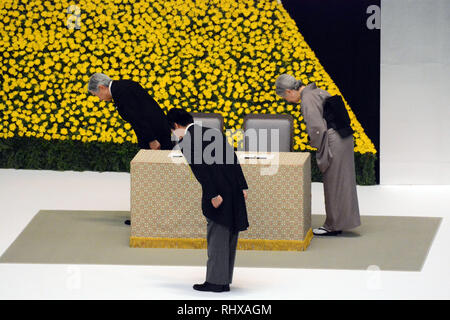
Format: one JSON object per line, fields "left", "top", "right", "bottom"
{"left": 380, "top": 0, "right": 450, "bottom": 184}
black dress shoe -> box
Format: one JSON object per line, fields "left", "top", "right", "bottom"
{"left": 124, "top": 220, "right": 131, "bottom": 225}
{"left": 193, "top": 282, "right": 229, "bottom": 292}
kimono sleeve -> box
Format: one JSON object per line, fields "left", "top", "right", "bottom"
{"left": 301, "top": 94, "right": 332, "bottom": 173}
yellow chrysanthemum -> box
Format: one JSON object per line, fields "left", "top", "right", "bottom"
{"left": 0, "top": 0, "right": 375, "bottom": 155}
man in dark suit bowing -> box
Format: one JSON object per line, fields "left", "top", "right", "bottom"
{"left": 88, "top": 73, "right": 174, "bottom": 150}
{"left": 88, "top": 73, "right": 174, "bottom": 225}
{"left": 167, "top": 108, "right": 249, "bottom": 293}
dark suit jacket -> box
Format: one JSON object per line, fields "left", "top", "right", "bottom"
{"left": 110, "top": 80, "right": 174, "bottom": 150}
{"left": 178, "top": 124, "right": 249, "bottom": 233}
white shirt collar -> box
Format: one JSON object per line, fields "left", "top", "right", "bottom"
{"left": 184, "top": 122, "right": 195, "bottom": 136}
{"left": 108, "top": 80, "right": 113, "bottom": 95}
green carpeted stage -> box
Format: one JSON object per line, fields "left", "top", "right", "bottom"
{"left": 0, "top": 210, "right": 441, "bottom": 272}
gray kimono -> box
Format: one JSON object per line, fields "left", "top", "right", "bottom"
{"left": 300, "top": 83, "right": 361, "bottom": 231}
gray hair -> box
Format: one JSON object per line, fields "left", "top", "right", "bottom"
{"left": 88, "top": 73, "right": 111, "bottom": 93}
{"left": 275, "top": 74, "right": 304, "bottom": 97}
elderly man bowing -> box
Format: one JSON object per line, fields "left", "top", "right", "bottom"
{"left": 88, "top": 73, "right": 175, "bottom": 225}
{"left": 88, "top": 73, "right": 174, "bottom": 151}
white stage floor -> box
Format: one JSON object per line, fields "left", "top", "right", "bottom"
{"left": 0, "top": 169, "right": 448, "bottom": 300}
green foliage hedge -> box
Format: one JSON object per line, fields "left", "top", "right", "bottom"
{"left": 0, "top": 137, "right": 376, "bottom": 185}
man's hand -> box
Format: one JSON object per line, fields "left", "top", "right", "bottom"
{"left": 211, "top": 195, "right": 223, "bottom": 208}
{"left": 243, "top": 190, "right": 248, "bottom": 200}
{"left": 149, "top": 139, "right": 161, "bottom": 150}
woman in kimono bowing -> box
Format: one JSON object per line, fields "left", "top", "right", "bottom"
{"left": 275, "top": 74, "right": 361, "bottom": 236}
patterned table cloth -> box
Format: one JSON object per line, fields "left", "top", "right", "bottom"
{"left": 130, "top": 150, "right": 312, "bottom": 251}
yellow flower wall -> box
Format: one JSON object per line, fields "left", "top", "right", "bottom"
{"left": 0, "top": 0, "right": 376, "bottom": 154}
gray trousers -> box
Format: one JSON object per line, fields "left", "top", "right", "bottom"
{"left": 205, "top": 218, "right": 239, "bottom": 285}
